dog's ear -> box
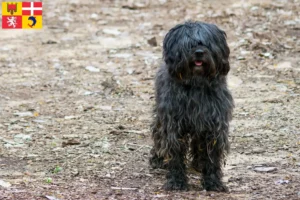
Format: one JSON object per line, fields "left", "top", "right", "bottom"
{"left": 220, "top": 59, "right": 230, "bottom": 75}
{"left": 220, "top": 32, "right": 230, "bottom": 75}
{"left": 163, "top": 26, "right": 191, "bottom": 79}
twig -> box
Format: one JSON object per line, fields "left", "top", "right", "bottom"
{"left": 111, "top": 187, "right": 138, "bottom": 190}
{"left": 123, "top": 130, "right": 145, "bottom": 134}
{"left": 271, "top": 32, "right": 285, "bottom": 48}
{"left": 126, "top": 143, "right": 152, "bottom": 149}
{"left": 109, "top": 129, "right": 147, "bottom": 135}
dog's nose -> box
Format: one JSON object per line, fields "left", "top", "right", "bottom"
{"left": 195, "top": 49, "right": 204, "bottom": 55}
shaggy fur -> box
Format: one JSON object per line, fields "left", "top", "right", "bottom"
{"left": 149, "top": 21, "right": 234, "bottom": 192}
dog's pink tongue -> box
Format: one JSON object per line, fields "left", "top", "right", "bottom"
{"left": 195, "top": 61, "right": 203, "bottom": 66}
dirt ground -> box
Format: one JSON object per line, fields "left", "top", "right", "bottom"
{"left": 0, "top": 0, "right": 299, "bottom": 199}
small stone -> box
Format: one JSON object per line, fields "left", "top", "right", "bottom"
{"left": 99, "top": 106, "right": 112, "bottom": 110}
{"left": 62, "top": 134, "right": 80, "bottom": 139}
{"left": 110, "top": 53, "right": 133, "bottom": 58}
{"left": 252, "top": 148, "right": 265, "bottom": 154}
{"left": 44, "top": 40, "right": 57, "bottom": 45}
{"left": 244, "top": 133, "right": 254, "bottom": 137}
{"left": 126, "top": 68, "right": 134, "bottom": 75}
{"left": 64, "top": 115, "right": 79, "bottom": 120}
{"left": 275, "top": 179, "right": 289, "bottom": 185}
{"left": 102, "top": 28, "right": 121, "bottom": 36}
{"left": 83, "top": 91, "right": 94, "bottom": 96}
{"left": 85, "top": 66, "right": 100, "bottom": 72}
{"left": 14, "top": 134, "right": 32, "bottom": 142}
{"left": 62, "top": 139, "right": 81, "bottom": 147}
{"left": 260, "top": 52, "right": 272, "bottom": 58}
{"left": 240, "top": 50, "right": 250, "bottom": 55}
{"left": 237, "top": 56, "right": 245, "bottom": 60}
{"left": 14, "top": 112, "right": 33, "bottom": 117}
{"left": 276, "top": 61, "right": 292, "bottom": 69}
{"left": 33, "top": 119, "right": 47, "bottom": 123}
{"left": 0, "top": 180, "right": 11, "bottom": 188}
{"left": 27, "top": 154, "right": 38, "bottom": 158}
{"left": 147, "top": 37, "right": 157, "bottom": 47}
{"left": 90, "top": 13, "right": 99, "bottom": 19}
{"left": 253, "top": 167, "right": 277, "bottom": 172}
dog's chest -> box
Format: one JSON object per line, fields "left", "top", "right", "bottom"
{"left": 185, "top": 88, "right": 220, "bottom": 114}
{"left": 176, "top": 86, "right": 231, "bottom": 131}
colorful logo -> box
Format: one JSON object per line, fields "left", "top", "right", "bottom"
{"left": 2, "top": 2, "right": 43, "bottom": 29}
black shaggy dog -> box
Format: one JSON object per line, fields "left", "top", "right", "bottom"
{"left": 150, "top": 21, "right": 234, "bottom": 192}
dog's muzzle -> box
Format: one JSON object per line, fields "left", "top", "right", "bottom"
{"left": 191, "top": 48, "right": 216, "bottom": 77}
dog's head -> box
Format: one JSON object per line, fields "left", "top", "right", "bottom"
{"left": 163, "top": 21, "right": 230, "bottom": 80}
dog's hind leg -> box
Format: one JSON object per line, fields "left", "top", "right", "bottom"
{"left": 149, "top": 119, "right": 166, "bottom": 169}
{"left": 190, "top": 135, "right": 206, "bottom": 173}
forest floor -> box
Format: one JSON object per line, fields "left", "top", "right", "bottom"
{"left": 0, "top": 0, "right": 299, "bottom": 199}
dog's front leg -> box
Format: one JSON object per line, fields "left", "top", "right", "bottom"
{"left": 201, "top": 132, "right": 229, "bottom": 192}
{"left": 163, "top": 134, "right": 188, "bottom": 191}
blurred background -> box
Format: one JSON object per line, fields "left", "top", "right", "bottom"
{"left": 0, "top": 0, "right": 299, "bottom": 199}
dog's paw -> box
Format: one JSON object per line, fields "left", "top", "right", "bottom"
{"left": 149, "top": 156, "right": 167, "bottom": 169}
{"left": 163, "top": 180, "right": 188, "bottom": 191}
{"left": 203, "top": 181, "right": 229, "bottom": 192}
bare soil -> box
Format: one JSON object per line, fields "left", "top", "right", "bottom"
{"left": 0, "top": 0, "right": 300, "bottom": 199}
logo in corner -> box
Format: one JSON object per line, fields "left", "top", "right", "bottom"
{"left": 2, "top": 2, "right": 42, "bottom": 29}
